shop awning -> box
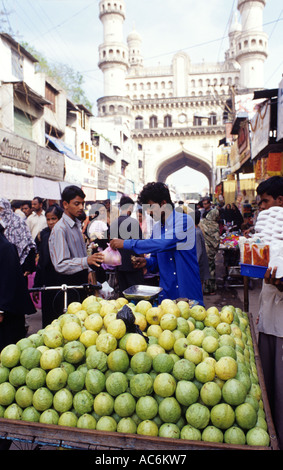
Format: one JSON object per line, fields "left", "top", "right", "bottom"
{"left": 45, "top": 134, "right": 81, "bottom": 161}
{"left": 231, "top": 114, "right": 248, "bottom": 135}
{"left": 0, "top": 172, "right": 34, "bottom": 200}
{"left": 2, "top": 81, "right": 51, "bottom": 108}
{"left": 253, "top": 89, "right": 278, "bottom": 100}
{"left": 33, "top": 177, "right": 61, "bottom": 200}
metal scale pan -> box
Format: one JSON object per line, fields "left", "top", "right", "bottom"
{"left": 122, "top": 285, "right": 163, "bottom": 301}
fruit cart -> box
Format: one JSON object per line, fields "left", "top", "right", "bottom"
{"left": 0, "top": 311, "right": 279, "bottom": 451}
{"left": 219, "top": 234, "right": 243, "bottom": 289}
{"left": 29, "top": 282, "right": 102, "bottom": 314}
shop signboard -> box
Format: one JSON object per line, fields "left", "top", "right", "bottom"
{"left": 125, "top": 179, "right": 135, "bottom": 196}
{"left": 117, "top": 175, "right": 126, "bottom": 193}
{"left": 108, "top": 174, "right": 118, "bottom": 192}
{"left": 97, "top": 168, "right": 108, "bottom": 190}
{"left": 0, "top": 128, "right": 36, "bottom": 176}
{"left": 277, "top": 78, "right": 283, "bottom": 142}
{"left": 229, "top": 139, "right": 241, "bottom": 172}
{"left": 250, "top": 100, "right": 271, "bottom": 159}
{"left": 235, "top": 93, "right": 265, "bottom": 119}
{"left": 82, "top": 159, "right": 98, "bottom": 187}
{"left": 36, "top": 146, "right": 64, "bottom": 181}
{"left": 238, "top": 120, "right": 251, "bottom": 165}
{"left": 216, "top": 153, "right": 228, "bottom": 167}
{"left": 64, "top": 155, "right": 84, "bottom": 186}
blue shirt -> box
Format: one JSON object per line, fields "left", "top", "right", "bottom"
{"left": 123, "top": 210, "right": 204, "bottom": 305}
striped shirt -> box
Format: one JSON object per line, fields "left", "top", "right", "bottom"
{"left": 49, "top": 213, "right": 89, "bottom": 275}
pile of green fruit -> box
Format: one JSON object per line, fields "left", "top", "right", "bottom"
{"left": 0, "top": 296, "right": 270, "bottom": 447}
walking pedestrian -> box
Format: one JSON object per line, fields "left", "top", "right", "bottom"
{"left": 87, "top": 201, "right": 110, "bottom": 285}
{"left": 199, "top": 207, "right": 220, "bottom": 295}
{"left": 0, "top": 225, "right": 36, "bottom": 350}
{"left": 201, "top": 196, "right": 212, "bottom": 219}
{"left": 109, "top": 196, "right": 145, "bottom": 295}
{"left": 231, "top": 203, "right": 244, "bottom": 231}
{"left": 0, "top": 197, "right": 36, "bottom": 278}
{"left": 136, "top": 205, "right": 154, "bottom": 239}
{"left": 21, "top": 201, "right": 33, "bottom": 220}
{"left": 27, "top": 196, "right": 47, "bottom": 239}
{"left": 11, "top": 200, "right": 25, "bottom": 219}
{"left": 33, "top": 204, "right": 64, "bottom": 327}
{"left": 195, "top": 209, "right": 210, "bottom": 289}
{"left": 224, "top": 203, "right": 234, "bottom": 223}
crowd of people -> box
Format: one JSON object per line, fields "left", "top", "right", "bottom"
{"left": 0, "top": 184, "right": 260, "bottom": 340}
{"left": 0, "top": 184, "right": 204, "bottom": 346}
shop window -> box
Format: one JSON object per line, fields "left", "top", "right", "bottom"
{"left": 81, "top": 141, "right": 96, "bottom": 163}
{"left": 79, "top": 110, "right": 86, "bottom": 129}
{"left": 121, "top": 160, "right": 127, "bottom": 176}
{"left": 14, "top": 107, "right": 32, "bottom": 140}
{"left": 45, "top": 83, "right": 57, "bottom": 112}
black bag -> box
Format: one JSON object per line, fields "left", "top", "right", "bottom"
{"left": 117, "top": 305, "right": 149, "bottom": 342}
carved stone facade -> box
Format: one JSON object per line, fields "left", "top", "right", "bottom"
{"left": 97, "top": 0, "right": 268, "bottom": 192}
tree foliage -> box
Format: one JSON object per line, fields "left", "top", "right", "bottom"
{"left": 21, "top": 42, "right": 93, "bottom": 111}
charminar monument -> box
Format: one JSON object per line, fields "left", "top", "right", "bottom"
{"left": 96, "top": 0, "right": 268, "bottom": 194}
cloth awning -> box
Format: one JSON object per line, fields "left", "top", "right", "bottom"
{"left": 33, "top": 177, "right": 61, "bottom": 200}
{"left": 0, "top": 172, "right": 34, "bottom": 200}
{"left": 45, "top": 134, "right": 81, "bottom": 161}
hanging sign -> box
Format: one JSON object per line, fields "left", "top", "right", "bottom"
{"left": 277, "top": 78, "right": 283, "bottom": 142}
{"left": 250, "top": 100, "right": 271, "bottom": 159}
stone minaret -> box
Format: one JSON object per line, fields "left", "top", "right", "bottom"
{"left": 97, "top": 0, "right": 131, "bottom": 118}
{"left": 127, "top": 27, "right": 143, "bottom": 70}
{"left": 236, "top": 0, "right": 268, "bottom": 90}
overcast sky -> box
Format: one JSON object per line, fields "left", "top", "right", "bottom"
{"left": 5, "top": 0, "right": 283, "bottom": 104}
{"left": 4, "top": 0, "right": 283, "bottom": 193}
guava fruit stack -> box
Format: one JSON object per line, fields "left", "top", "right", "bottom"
{"left": 0, "top": 296, "right": 270, "bottom": 447}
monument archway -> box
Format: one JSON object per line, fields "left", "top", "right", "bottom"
{"left": 156, "top": 149, "right": 212, "bottom": 192}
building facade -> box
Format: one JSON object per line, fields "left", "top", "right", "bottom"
{"left": 96, "top": 0, "right": 268, "bottom": 197}
{"left": 0, "top": 31, "right": 142, "bottom": 204}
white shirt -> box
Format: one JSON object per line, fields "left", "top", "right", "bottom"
{"left": 27, "top": 211, "right": 47, "bottom": 239}
{"left": 257, "top": 281, "right": 283, "bottom": 337}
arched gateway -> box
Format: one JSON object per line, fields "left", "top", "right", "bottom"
{"left": 156, "top": 149, "right": 212, "bottom": 190}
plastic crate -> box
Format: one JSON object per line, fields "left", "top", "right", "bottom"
{"left": 240, "top": 263, "right": 267, "bottom": 278}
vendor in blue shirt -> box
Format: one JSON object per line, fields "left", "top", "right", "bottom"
{"left": 110, "top": 182, "right": 204, "bottom": 306}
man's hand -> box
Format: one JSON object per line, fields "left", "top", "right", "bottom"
{"left": 264, "top": 266, "right": 283, "bottom": 292}
{"left": 110, "top": 239, "right": 124, "bottom": 250}
{"left": 32, "top": 292, "right": 40, "bottom": 303}
{"left": 131, "top": 256, "right": 147, "bottom": 269}
{"left": 87, "top": 252, "right": 104, "bottom": 267}
{"left": 0, "top": 312, "right": 4, "bottom": 323}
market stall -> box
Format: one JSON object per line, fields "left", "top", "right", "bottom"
{"left": 219, "top": 233, "right": 243, "bottom": 287}
{"left": 0, "top": 290, "right": 279, "bottom": 450}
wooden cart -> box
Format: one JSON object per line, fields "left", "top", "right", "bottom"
{"left": 0, "top": 313, "right": 279, "bottom": 451}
